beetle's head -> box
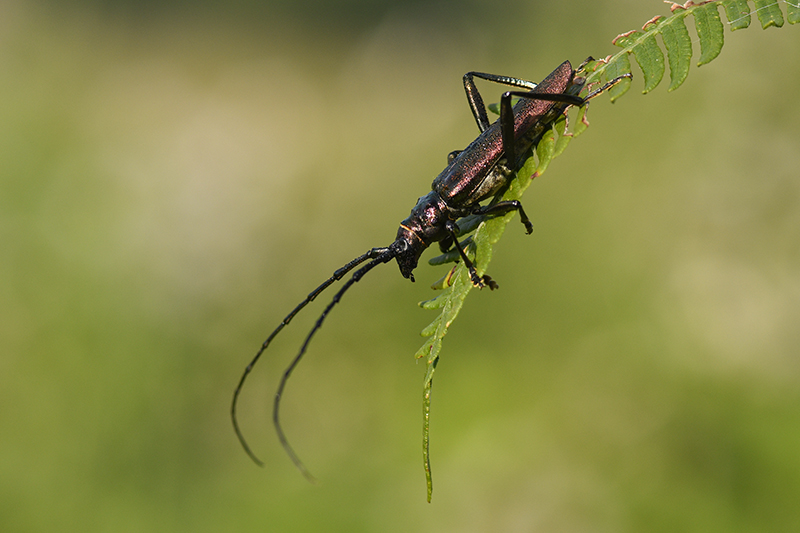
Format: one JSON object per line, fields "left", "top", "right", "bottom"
{"left": 392, "top": 191, "right": 449, "bottom": 282}
{"left": 391, "top": 226, "right": 428, "bottom": 282}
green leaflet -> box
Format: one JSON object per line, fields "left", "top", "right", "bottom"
{"left": 789, "top": 1, "right": 800, "bottom": 24}
{"left": 694, "top": 3, "right": 725, "bottom": 65}
{"left": 660, "top": 9, "right": 693, "bottom": 90}
{"left": 605, "top": 52, "right": 634, "bottom": 100}
{"left": 612, "top": 28, "right": 664, "bottom": 95}
{"left": 722, "top": 0, "right": 752, "bottom": 29}
{"left": 551, "top": 116, "right": 573, "bottom": 159}
{"left": 754, "top": 0, "right": 785, "bottom": 27}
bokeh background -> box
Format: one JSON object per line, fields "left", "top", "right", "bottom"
{"left": 3, "top": 0, "right": 799, "bottom": 531}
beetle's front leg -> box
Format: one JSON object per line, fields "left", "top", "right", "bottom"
{"left": 438, "top": 234, "right": 454, "bottom": 254}
{"left": 473, "top": 200, "right": 533, "bottom": 234}
{"left": 445, "top": 220, "right": 498, "bottom": 290}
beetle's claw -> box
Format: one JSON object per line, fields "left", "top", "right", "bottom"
{"left": 482, "top": 275, "right": 499, "bottom": 290}
{"left": 470, "top": 272, "right": 499, "bottom": 290}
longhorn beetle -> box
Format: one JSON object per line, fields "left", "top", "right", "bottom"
{"left": 232, "top": 58, "right": 630, "bottom": 480}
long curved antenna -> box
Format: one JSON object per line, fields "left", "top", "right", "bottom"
{"left": 273, "top": 248, "right": 396, "bottom": 481}
{"left": 231, "top": 246, "right": 394, "bottom": 467}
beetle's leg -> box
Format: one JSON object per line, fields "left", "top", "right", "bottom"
{"left": 463, "top": 72, "right": 539, "bottom": 132}
{"left": 499, "top": 90, "right": 584, "bottom": 168}
{"left": 438, "top": 234, "right": 454, "bottom": 254}
{"left": 582, "top": 73, "right": 633, "bottom": 102}
{"left": 447, "top": 150, "right": 461, "bottom": 164}
{"left": 445, "top": 220, "right": 498, "bottom": 290}
{"left": 473, "top": 200, "right": 533, "bottom": 234}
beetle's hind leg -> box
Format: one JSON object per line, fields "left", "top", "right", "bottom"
{"left": 463, "top": 72, "right": 539, "bottom": 133}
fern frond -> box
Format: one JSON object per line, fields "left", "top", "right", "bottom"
{"left": 416, "top": 114, "right": 575, "bottom": 501}
{"left": 584, "top": 0, "right": 798, "bottom": 99}
{"left": 414, "top": 0, "right": 797, "bottom": 501}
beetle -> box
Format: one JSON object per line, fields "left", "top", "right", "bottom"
{"left": 232, "top": 58, "right": 630, "bottom": 479}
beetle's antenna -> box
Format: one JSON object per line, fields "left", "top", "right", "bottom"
{"left": 231, "top": 247, "right": 394, "bottom": 467}
{"left": 273, "top": 248, "right": 396, "bottom": 481}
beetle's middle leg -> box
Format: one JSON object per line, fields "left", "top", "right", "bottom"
{"left": 437, "top": 199, "right": 532, "bottom": 255}
{"left": 473, "top": 200, "right": 533, "bottom": 234}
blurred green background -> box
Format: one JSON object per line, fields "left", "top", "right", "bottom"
{"left": 2, "top": 0, "right": 799, "bottom": 531}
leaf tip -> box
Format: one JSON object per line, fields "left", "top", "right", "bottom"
{"left": 643, "top": 15, "right": 663, "bottom": 30}
{"left": 665, "top": 1, "right": 686, "bottom": 13}
{"left": 666, "top": 0, "right": 705, "bottom": 12}
{"left": 612, "top": 29, "right": 637, "bottom": 46}
{"left": 429, "top": 266, "right": 457, "bottom": 290}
